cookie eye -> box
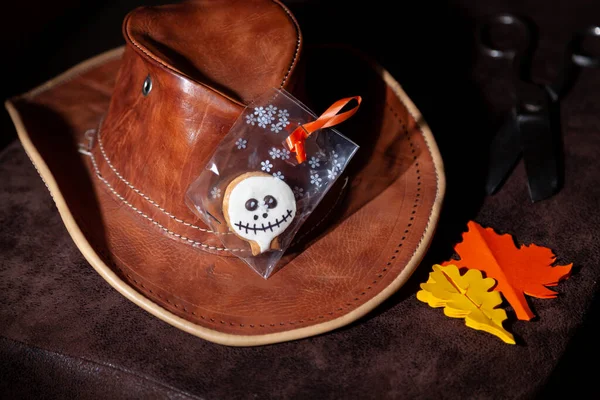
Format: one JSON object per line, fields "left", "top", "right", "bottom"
{"left": 264, "top": 195, "right": 278, "bottom": 209}
{"left": 245, "top": 198, "right": 258, "bottom": 211}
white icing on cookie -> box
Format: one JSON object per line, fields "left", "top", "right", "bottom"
{"left": 226, "top": 174, "right": 296, "bottom": 254}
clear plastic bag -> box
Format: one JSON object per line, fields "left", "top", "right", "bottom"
{"left": 186, "top": 88, "right": 359, "bottom": 278}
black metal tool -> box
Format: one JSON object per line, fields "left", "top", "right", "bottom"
{"left": 477, "top": 13, "right": 600, "bottom": 202}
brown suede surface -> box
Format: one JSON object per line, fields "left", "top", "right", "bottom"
{"left": 2, "top": 0, "right": 600, "bottom": 398}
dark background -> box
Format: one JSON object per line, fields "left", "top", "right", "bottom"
{"left": 2, "top": 0, "right": 599, "bottom": 397}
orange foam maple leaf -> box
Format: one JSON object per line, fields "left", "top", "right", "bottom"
{"left": 443, "top": 221, "right": 572, "bottom": 321}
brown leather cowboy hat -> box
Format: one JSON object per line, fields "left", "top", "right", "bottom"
{"left": 5, "top": 0, "right": 445, "bottom": 346}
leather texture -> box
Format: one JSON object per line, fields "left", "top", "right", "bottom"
{"left": 0, "top": 337, "right": 193, "bottom": 399}
{"left": 125, "top": 0, "right": 301, "bottom": 105}
{"left": 6, "top": 0, "right": 442, "bottom": 340}
{"left": 99, "top": 0, "right": 301, "bottom": 239}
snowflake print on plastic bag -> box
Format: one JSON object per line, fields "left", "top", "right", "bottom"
{"left": 257, "top": 116, "right": 268, "bottom": 128}
{"left": 210, "top": 187, "right": 221, "bottom": 199}
{"left": 316, "top": 149, "right": 326, "bottom": 160}
{"left": 260, "top": 160, "right": 273, "bottom": 172}
{"left": 332, "top": 158, "right": 342, "bottom": 172}
{"left": 251, "top": 105, "right": 290, "bottom": 131}
{"left": 308, "top": 157, "right": 320, "bottom": 169}
{"left": 245, "top": 114, "right": 257, "bottom": 126}
{"left": 271, "top": 123, "right": 283, "bottom": 133}
{"left": 280, "top": 148, "right": 291, "bottom": 160}
{"left": 273, "top": 171, "right": 284, "bottom": 180}
{"left": 264, "top": 113, "right": 276, "bottom": 124}
{"left": 269, "top": 147, "right": 282, "bottom": 159}
{"left": 278, "top": 109, "right": 289, "bottom": 119}
{"left": 254, "top": 106, "right": 266, "bottom": 117}
{"left": 310, "top": 173, "right": 322, "bottom": 187}
{"left": 278, "top": 116, "right": 290, "bottom": 127}
{"left": 235, "top": 138, "right": 247, "bottom": 149}
{"left": 262, "top": 105, "right": 276, "bottom": 124}
{"left": 330, "top": 150, "right": 343, "bottom": 171}
{"left": 327, "top": 169, "right": 338, "bottom": 179}
{"left": 293, "top": 186, "right": 304, "bottom": 199}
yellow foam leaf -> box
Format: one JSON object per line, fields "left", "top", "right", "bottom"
{"left": 417, "top": 264, "right": 515, "bottom": 344}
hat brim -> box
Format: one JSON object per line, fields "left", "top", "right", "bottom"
{"left": 6, "top": 46, "right": 445, "bottom": 346}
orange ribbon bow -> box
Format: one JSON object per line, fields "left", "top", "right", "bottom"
{"left": 285, "top": 96, "right": 362, "bottom": 163}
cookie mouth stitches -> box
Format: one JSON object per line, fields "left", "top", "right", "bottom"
{"left": 234, "top": 209, "right": 293, "bottom": 234}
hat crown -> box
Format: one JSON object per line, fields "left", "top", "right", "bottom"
{"left": 124, "top": 0, "right": 301, "bottom": 105}
{"left": 94, "top": 0, "right": 302, "bottom": 248}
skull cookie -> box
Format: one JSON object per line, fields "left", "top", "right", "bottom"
{"left": 223, "top": 172, "right": 297, "bottom": 255}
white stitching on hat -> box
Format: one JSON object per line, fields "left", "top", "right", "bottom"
{"left": 84, "top": 123, "right": 350, "bottom": 254}
{"left": 277, "top": 2, "right": 302, "bottom": 88}
{"left": 281, "top": 37, "right": 301, "bottom": 88}
{"left": 85, "top": 140, "right": 347, "bottom": 254}
{"left": 95, "top": 125, "right": 226, "bottom": 235}
{"left": 86, "top": 141, "right": 242, "bottom": 252}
